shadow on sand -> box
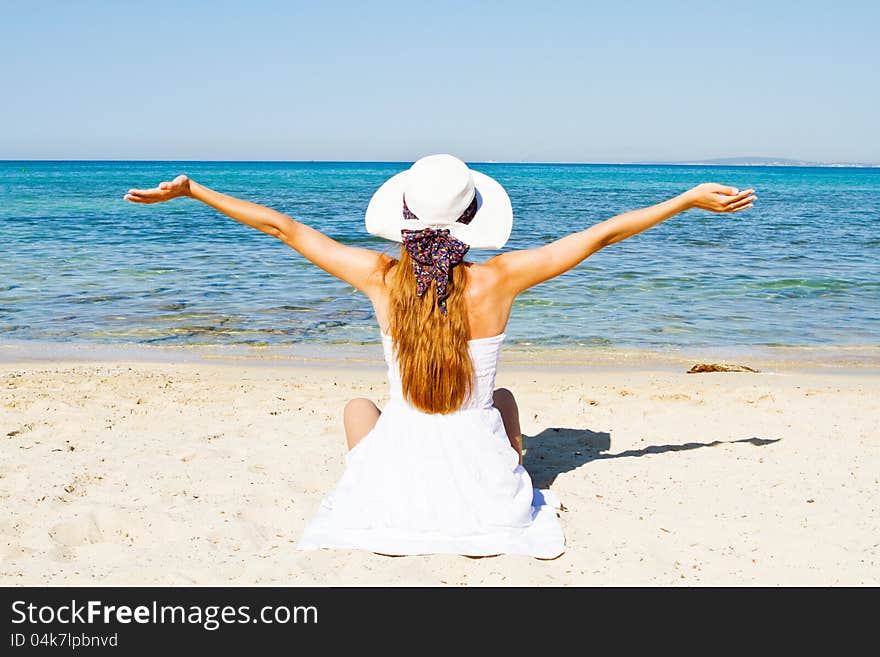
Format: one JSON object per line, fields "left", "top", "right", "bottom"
{"left": 524, "top": 427, "right": 781, "bottom": 489}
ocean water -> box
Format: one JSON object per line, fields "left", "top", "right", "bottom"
{"left": 1, "top": 161, "right": 878, "bottom": 350}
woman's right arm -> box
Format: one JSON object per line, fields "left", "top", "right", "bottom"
{"left": 125, "top": 175, "right": 392, "bottom": 295}
{"left": 485, "top": 183, "right": 756, "bottom": 297}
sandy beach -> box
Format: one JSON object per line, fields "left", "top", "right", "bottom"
{"left": 1, "top": 348, "right": 878, "bottom": 586}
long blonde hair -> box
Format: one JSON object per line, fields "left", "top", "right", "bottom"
{"left": 385, "top": 246, "right": 474, "bottom": 414}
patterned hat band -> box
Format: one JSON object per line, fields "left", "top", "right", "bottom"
{"left": 400, "top": 225, "right": 470, "bottom": 315}
{"left": 400, "top": 192, "right": 476, "bottom": 314}
{"left": 402, "top": 192, "right": 478, "bottom": 226}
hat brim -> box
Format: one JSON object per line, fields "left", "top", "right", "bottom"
{"left": 365, "top": 168, "right": 513, "bottom": 250}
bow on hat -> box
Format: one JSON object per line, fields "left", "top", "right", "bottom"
{"left": 400, "top": 227, "right": 469, "bottom": 314}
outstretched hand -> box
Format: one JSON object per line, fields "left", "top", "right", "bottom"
{"left": 685, "top": 183, "right": 756, "bottom": 213}
{"left": 124, "top": 175, "right": 191, "bottom": 204}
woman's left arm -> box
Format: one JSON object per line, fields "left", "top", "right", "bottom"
{"left": 125, "top": 175, "right": 391, "bottom": 294}
{"left": 485, "top": 183, "right": 756, "bottom": 296}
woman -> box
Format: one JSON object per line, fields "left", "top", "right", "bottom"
{"left": 125, "top": 155, "right": 755, "bottom": 558}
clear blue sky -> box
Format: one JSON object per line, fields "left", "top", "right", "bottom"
{"left": 1, "top": 1, "right": 877, "bottom": 162}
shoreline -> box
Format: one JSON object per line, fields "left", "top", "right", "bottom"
{"left": 3, "top": 339, "right": 880, "bottom": 375}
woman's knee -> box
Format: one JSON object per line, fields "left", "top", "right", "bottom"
{"left": 343, "top": 398, "right": 380, "bottom": 449}
{"left": 344, "top": 397, "right": 376, "bottom": 419}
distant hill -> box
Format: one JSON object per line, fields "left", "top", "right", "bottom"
{"left": 642, "top": 156, "right": 879, "bottom": 168}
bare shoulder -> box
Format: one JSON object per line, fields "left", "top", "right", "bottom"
{"left": 371, "top": 252, "right": 397, "bottom": 281}
{"left": 463, "top": 261, "right": 514, "bottom": 336}
{"left": 362, "top": 252, "right": 397, "bottom": 299}
{"left": 472, "top": 250, "right": 531, "bottom": 297}
{"left": 370, "top": 258, "right": 512, "bottom": 336}
{"left": 464, "top": 259, "right": 503, "bottom": 293}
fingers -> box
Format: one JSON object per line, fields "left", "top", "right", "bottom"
{"left": 722, "top": 188, "right": 755, "bottom": 206}
{"left": 124, "top": 183, "right": 168, "bottom": 203}
{"left": 124, "top": 189, "right": 161, "bottom": 203}
{"left": 704, "top": 183, "right": 738, "bottom": 195}
{"left": 125, "top": 188, "right": 149, "bottom": 199}
{"left": 724, "top": 194, "right": 757, "bottom": 212}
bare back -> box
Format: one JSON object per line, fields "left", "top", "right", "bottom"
{"left": 370, "top": 260, "right": 514, "bottom": 339}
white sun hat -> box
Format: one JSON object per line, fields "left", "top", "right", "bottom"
{"left": 365, "top": 154, "right": 513, "bottom": 250}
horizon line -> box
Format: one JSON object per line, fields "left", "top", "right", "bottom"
{"left": 2, "top": 157, "right": 879, "bottom": 168}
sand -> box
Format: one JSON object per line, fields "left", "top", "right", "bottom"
{"left": 1, "top": 351, "right": 878, "bottom": 586}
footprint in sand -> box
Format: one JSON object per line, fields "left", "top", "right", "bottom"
{"left": 737, "top": 393, "right": 776, "bottom": 404}
{"left": 650, "top": 393, "right": 692, "bottom": 401}
{"left": 49, "top": 513, "right": 103, "bottom": 547}
{"left": 50, "top": 507, "right": 177, "bottom": 548}
{"left": 6, "top": 422, "right": 36, "bottom": 438}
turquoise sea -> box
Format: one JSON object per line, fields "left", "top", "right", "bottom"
{"left": 0, "top": 161, "right": 878, "bottom": 350}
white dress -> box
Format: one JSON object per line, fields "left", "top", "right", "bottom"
{"left": 297, "top": 331, "right": 566, "bottom": 558}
